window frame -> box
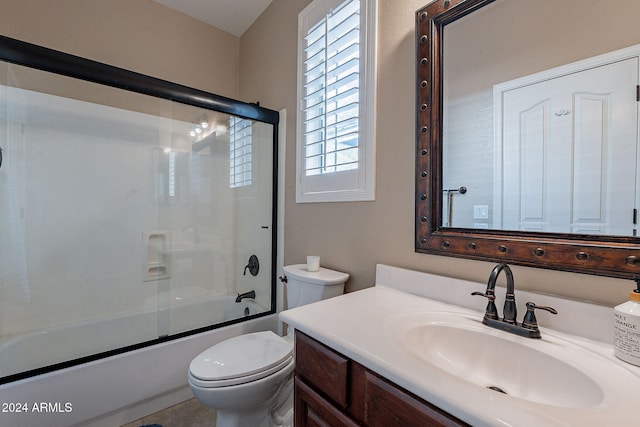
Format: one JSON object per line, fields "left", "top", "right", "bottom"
{"left": 296, "top": 0, "right": 377, "bottom": 203}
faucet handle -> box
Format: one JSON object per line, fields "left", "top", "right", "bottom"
{"left": 522, "top": 302, "right": 557, "bottom": 330}
{"left": 471, "top": 291, "right": 493, "bottom": 299}
{"left": 471, "top": 291, "right": 499, "bottom": 320}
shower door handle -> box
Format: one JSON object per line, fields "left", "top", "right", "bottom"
{"left": 0, "top": 146, "right": 3, "bottom": 169}
{"left": 243, "top": 255, "right": 259, "bottom": 277}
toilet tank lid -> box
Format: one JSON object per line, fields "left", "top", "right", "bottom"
{"left": 283, "top": 264, "right": 349, "bottom": 285}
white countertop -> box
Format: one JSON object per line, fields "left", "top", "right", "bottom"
{"left": 279, "top": 264, "right": 640, "bottom": 427}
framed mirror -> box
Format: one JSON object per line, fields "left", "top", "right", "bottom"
{"left": 415, "top": 0, "right": 640, "bottom": 279}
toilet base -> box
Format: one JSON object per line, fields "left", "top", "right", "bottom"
{"left": 216, "top": 408, "right": 270, "bottom": 427}
{"left": 214, "top": 384, "right": 293, "bottom": 427}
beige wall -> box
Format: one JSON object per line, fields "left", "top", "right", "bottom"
{"left": 1, "top": 0, "right": 240, "bottom": 98}
{"left": 240, "top": 0, "right": 634, "bottom": 306}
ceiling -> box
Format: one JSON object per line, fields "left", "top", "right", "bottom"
{"left": 153, "top": 0, "right": 273, "bottom": 37}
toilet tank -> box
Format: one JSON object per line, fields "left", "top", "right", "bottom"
{"left": 283, "top": 264, "right": 349, "bottom": 309}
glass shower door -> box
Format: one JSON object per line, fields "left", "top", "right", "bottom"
{"left": 157, "top": 105, "right": 275, "bottom": 336}
{"left": 0, "top": 56, "right": 276, "bottom": 383}
{"left": 0, "top": 65, "right": 168, "bottom": 379}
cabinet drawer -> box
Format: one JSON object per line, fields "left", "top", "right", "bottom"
{"left": 365, "top": 371, "right": 469, "bottom": 427}
{"left": 295, "top": 331, "right": 349, "bottom": 408}
{"left": 295, "top": 377, "right": 359, "bottom": 427}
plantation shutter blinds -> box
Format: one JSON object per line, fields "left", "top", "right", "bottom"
{"left": 302, "top": 0, "right": 360, "bottom": 177}
{"left": 296, "top": 0, "right": 376, "bottom": 202}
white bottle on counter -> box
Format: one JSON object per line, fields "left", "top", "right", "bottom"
{"left": 614, "top": 290, "right": 640, "bottom": 366}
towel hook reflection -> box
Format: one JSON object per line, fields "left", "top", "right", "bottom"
{"left": 444, "top": 186, "right": 467, "bottom": 227}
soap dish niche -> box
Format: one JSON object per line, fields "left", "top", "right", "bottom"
{"left": 143, "top": 231, "right": 171, "bottom": 282}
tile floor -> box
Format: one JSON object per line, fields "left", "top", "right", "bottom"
{"left": 122, "top": 398, "right": 216, "bottom": 427}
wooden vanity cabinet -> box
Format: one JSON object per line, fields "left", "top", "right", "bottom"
{"left": 294, "top": 331, "right": 469, "bottom": 427}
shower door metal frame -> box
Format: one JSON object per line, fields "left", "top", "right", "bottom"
{"left": 0, "top": 35, "right": 279, "bottom": 384}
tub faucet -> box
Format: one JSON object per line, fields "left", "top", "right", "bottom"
{"left": 236, "top": 290, "right": 256, "bottom": 303}
{"left": 472, "top": 263, "right": 557, "bottom": 338}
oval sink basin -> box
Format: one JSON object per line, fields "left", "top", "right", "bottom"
{"left": 387, "top": 312, "right": 605, "bottom": 409}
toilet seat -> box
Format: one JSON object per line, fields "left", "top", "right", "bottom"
{"left": 189, "top": 331, "right": 293, "bottom": 388}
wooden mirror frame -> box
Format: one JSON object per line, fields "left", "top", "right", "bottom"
{"left": 414, "top": 0, "right": 640, "bottom": 279}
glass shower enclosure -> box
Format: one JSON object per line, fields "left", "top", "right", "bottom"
{"left": 0, "top": 36, "right": 278, "bottom": 383}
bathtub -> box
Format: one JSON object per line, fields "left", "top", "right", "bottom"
{"left": 0, "top": 294, "right": 277, "bottom": 427}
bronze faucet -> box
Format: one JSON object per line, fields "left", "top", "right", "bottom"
{"left": 472, "top": 263, "right": 557, "bottom": 338}
{"left": 236, "top": 290, "right": 256, "bottom": 303}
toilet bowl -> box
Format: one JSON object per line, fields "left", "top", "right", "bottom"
{"left": 189, "top": 331, "right": 295, "bottom": 427}
{"left": 188, "top": 264, "right": 348, "bottom": 427}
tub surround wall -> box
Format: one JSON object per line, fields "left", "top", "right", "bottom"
{"left": 0, "top": 79, "right": 276, "bottom": 354}
{"left": 1, "top": 0, "right": 252, "bottom": 342}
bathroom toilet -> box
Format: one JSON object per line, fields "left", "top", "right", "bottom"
{"left": 188, "top": 264, "right": 349, "bottom": 427}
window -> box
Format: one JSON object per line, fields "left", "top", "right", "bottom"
{"left": 229, "top": 116, "right": 252, "bottom": 188}
{"left": 168, "top": 150, "right": 176, "bottom": 197}
{"left": 296, "top": 0, "right": 377, "bottom": 202}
